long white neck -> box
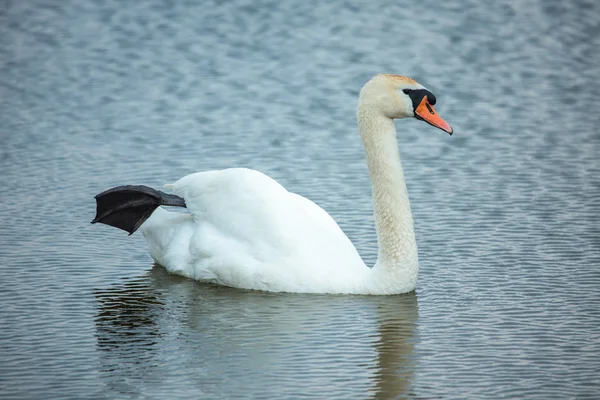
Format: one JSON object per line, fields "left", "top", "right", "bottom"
{"left": 358, "top": 107, "right": 418, "bottom": 292}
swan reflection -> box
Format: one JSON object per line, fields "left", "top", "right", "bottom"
{"left": 95, "top": 265, "right": 419, "bottom": 399}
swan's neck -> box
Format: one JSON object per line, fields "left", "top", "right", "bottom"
{"left": 358, "top": 108, "right": 418, "bottom": 291}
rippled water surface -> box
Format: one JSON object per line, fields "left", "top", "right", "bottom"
{"left": 1, "top": 0, "right": 599, "bottom": 398}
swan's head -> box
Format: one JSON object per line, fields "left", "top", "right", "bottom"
{"left": 359, "top": 74, "right": 453, "bottom": 135}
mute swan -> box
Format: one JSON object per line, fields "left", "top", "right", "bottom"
{"left": 92, "top": 74, "right": 452, "bottom": 294}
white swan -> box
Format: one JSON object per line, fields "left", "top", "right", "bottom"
{"left": 92, "top": 74, "right": 452, "bottom": 294}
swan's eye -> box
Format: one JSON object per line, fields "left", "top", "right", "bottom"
{"left": 402, "top": 89, "right": 412, "bottom": 95}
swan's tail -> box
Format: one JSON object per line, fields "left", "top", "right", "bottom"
{"left": 91, "top": 185, "right": 186, "bottom": 235}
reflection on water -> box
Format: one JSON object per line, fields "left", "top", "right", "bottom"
{"left": 373, "top": 301, "right": 417, "bottom": 399}
{"left": 95, "top": 272, "right": 164, "bottom": 372}
{"left": 94, "top": 266, "right": 419, "bottom": 399}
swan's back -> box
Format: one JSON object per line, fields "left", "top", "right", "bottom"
{"left": 142, "top": 168, "right": 367, "bottom": 292}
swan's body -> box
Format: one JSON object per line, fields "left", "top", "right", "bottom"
{"left": 141, "top": 168, "right": 377, "bottom": 293}
{"left": 93, "top": 74, "right": 452, "bottom": 294}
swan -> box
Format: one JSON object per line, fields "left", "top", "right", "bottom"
{"left": 92, "top": 74, "right": 452, "bottom": 294}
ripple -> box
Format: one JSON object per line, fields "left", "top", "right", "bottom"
{"left": 1, "top": 0, "right": 600, "bottom": 399}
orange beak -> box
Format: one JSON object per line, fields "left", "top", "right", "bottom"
{"left": 415, "top": 96, "right": 453, "bottom": 135}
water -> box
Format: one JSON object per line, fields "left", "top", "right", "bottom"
{"left": 1, "top": 0, "right": 599, "bottom": 398}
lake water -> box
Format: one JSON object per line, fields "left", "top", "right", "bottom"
{"left": 1, "top": 0, "right": 599, "bottom": 398}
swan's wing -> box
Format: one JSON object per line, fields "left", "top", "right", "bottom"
{"left": 169, "top": 168, "right": 298, "bottom": 250}
{"left": 155, "top": 168, "right": 364, "bottom": 285}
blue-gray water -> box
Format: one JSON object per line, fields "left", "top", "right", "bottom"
{"left": 1, "top": 0, "right": 599, "bottom": 399}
